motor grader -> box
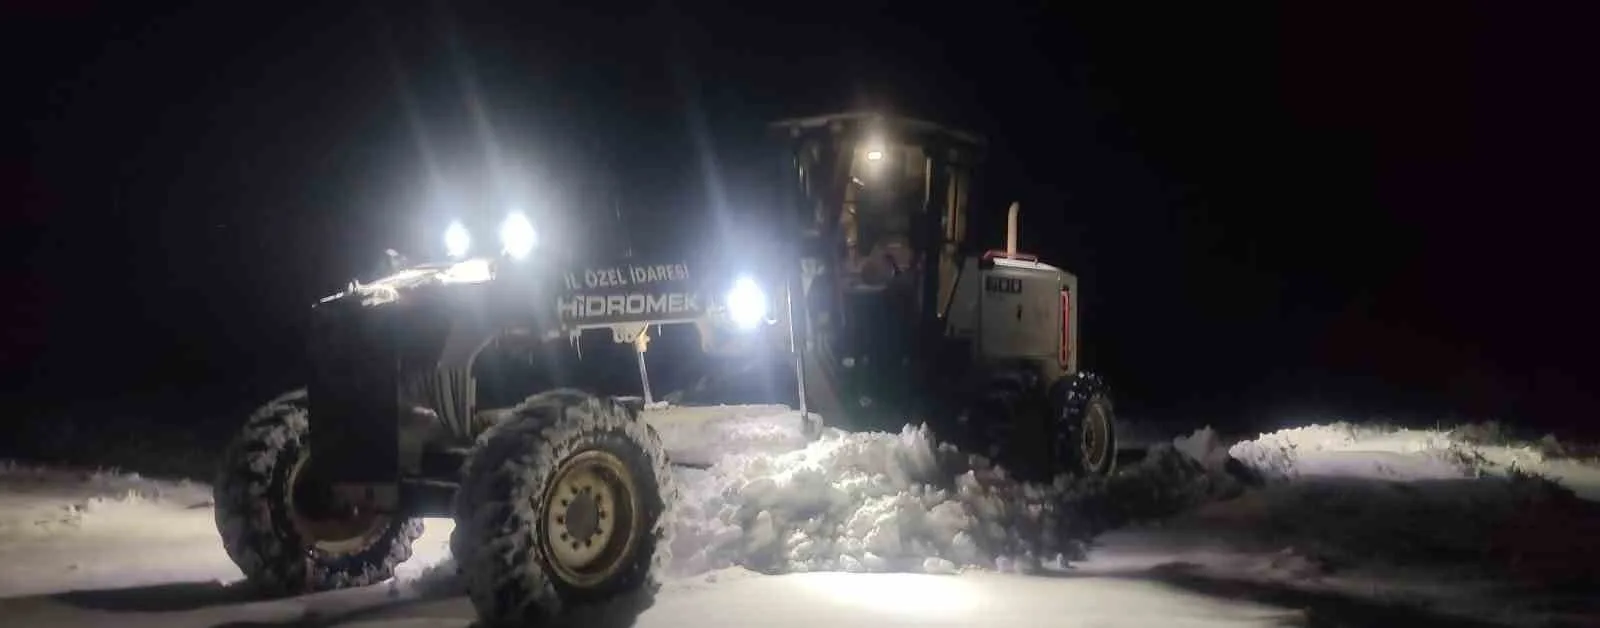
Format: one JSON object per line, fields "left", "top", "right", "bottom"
{"left": 211, "top": 112, "right": 1117, "bottom": 625}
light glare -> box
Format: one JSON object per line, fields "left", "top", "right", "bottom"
{"left": 440, "top": 258, "right": 493, "bottom": 284}
{"left": 725, "top": 275, "right": 768, "bottom": 330}
{"left": 444, "top": 221, "right": 471, "bottom": 258}
{"left": 866, "top": 149, "right": 884, "bottom": 161}
{"left": 500, "top": 211, "right": 537, "bottom": 259}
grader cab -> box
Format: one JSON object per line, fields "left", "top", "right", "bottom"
{"left": 774, "top": 113, "right": 1115, "bottom": 479}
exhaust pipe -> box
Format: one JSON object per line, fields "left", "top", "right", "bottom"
{"left": 1006, "top": 201, "right": 1020, "bottom": 256}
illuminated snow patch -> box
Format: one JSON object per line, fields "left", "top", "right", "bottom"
{"left": 668, "top": 424, "right": 1080, "bottom": 577}
{"left": 644, "top": 404, "right": 812, "bottom": 467}
{"left": 795, "top": 572, "right": 981, "bottom": 616}
{"left": 392, "top": 517, "right": 460, "bottom": 595}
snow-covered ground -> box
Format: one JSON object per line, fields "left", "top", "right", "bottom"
{"left": 1088, "top": 424, "right": 1600, "bottom": 627}
{"left": 1, "top": 405, "right": 1598, "bottom": 627}
{"left": 0, "top": 463, "right": 235, "bottom": 598}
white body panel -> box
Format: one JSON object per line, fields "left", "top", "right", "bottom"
{"left": 980, "top": 259, "right": 1062, "bottom": 364}
{"left": 943, "top": 255, "right": 1078, "bottom": 377}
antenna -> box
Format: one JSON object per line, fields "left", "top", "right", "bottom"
{"left": 615, "top": 185, "right": 631, "bottom": 258}
{"left": 604, "top": 141, "right": 632, "bottom": 258}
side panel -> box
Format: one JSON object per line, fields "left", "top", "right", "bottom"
{"left": 945, "top": 255, "right": 1077, "bottom": 377}
{"left": 552, "top": 261, "right": 705, "bottom": 329}
{"left": 978, "top": 262, "right": 1065, "bottom": 372}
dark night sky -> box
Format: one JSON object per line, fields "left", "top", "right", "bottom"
{"left": 4, "top": 1, "right": 1598, "bottom": 434}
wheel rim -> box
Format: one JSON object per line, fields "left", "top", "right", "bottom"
{"left": 1080, "top": 400, "right": 1112, "bottom": 472}
{"left": 543, "top": 449, "right": 640, "bottom": 588}
{"left": 285, "top": 454, "right": 390, "bottom": 555}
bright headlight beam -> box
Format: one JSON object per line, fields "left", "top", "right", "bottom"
{"left": 866, "top": 149, "right": 884, "bottom": 161}
{"left": 440, "top": 258, "right": 493, "bottom": 284}
{"left": 500, "top": 211, "right": 537, "bottom": 259}
{"left": 725, "top": 275, "right": 768, "bottom": 330}
{"left": 444, "top": 220, "right": 471, "bottom": 258}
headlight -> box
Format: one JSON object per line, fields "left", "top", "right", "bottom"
{"left": 499, "top": 211, "right": 537, "bottom": 259}
{"left": 444, "top": 220, "right": 471, "bottom": 259}
{"left": 725, "top": 275, "right": 768, "bottom": 330}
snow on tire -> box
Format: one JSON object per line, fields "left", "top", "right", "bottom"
{"left": 452, "top": 389, "right": 676, "bottom": 626}
{"left": 213, "top": 389, "right": 424, "bottom": 595}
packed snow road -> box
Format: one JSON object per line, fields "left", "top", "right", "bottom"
{"left": 1, "top": 405, "right": 1598, "bottom": 627}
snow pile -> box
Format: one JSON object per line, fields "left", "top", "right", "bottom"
{"left": 1211, "top": 422, "right": 1600, "bottom": 571}
{"left": 1079, "top": 420, "right": 1600, "bottom": 625}
{"left": 1171, "top": 427, "right": 1233, "bottom": 473}
{"left": 0, "top": 461, "right": 215, "bottom": 537}
{"left": 1448, "top": 420, "right": 1600, "bottom": 462}
{"left": 667, "top": 421, "right": 1241, "bottom": 579}
{"left": 0, "top": 461, "right": 213, "bottom": 505}
{"left": 1225, "top": 421, "right": 1600, "bottom": 501}
{"left": 1226, "top": 423, "right": 1465, "bottom": 481}
{"left": 376, "top": 416, "right": 1241, "bottom": 586}
{"left": 0, "top": 463, "right": 242, "bottom": 597}
{"left": 1051, "top": 432, "right": 1247, "bottom": 546}
{"left": 669, "top": 424, "right": 1015, "bottom": 576}
{"left": 644, "top": 404, "right": 814, "bottom": 468}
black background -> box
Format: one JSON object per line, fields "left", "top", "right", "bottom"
{"left": 4, "top": 1, "right": 1598, "bottom": 440}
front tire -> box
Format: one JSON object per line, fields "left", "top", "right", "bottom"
{"left": 452, "top": 390, "right": 675, "bottom": 626}
{"left": 213, "top": 390, "right": 424, "bottom": 595}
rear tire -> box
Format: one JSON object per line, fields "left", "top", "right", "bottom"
{"left": 213, "top": 389, "right": 424, "bottom": 595}
{"left": 1056, "top": 373, "right": 1119, "bottom": 477}
{"left": 451, "top": 390, "right": 675, "bottom": 626}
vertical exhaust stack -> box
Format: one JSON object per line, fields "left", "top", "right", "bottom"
{"left": 1006, "top": 202, "right": 1020, "bottom": 257}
